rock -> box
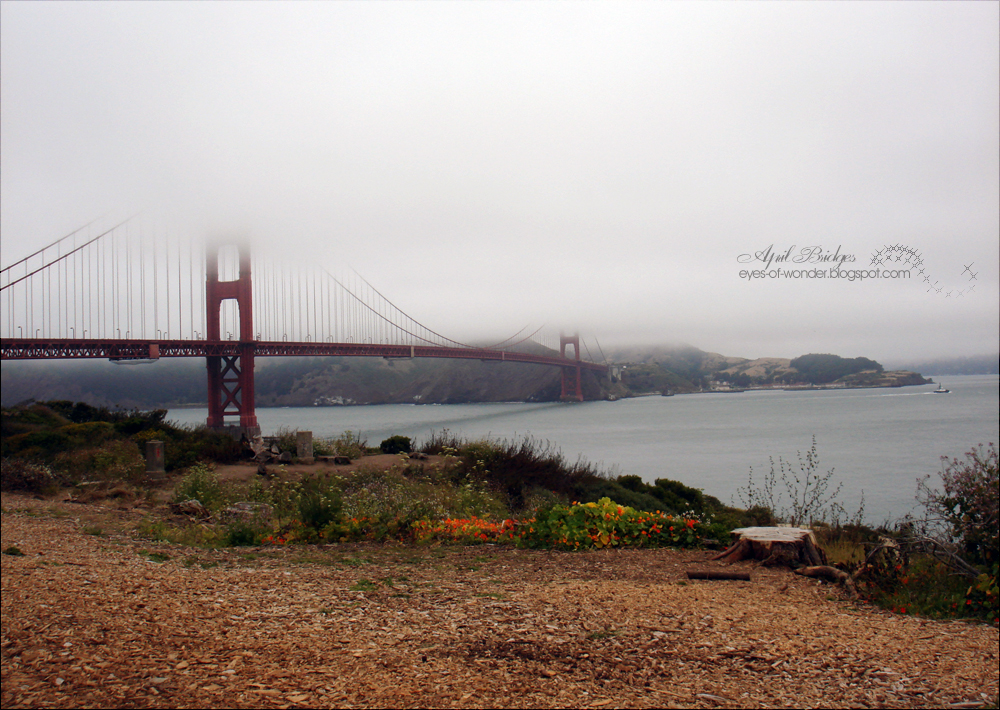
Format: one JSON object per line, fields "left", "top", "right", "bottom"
{"left": 257, "top": 463, "right": 269, "bottom": 477}
{"left": 408, "top": 452, "right": 429, "bottom": 460}
{"left": 278, "top": 451, "right": 293, "bottom": 463}
{"left": 171, "top": 499, "right": 210, "bottom": 518}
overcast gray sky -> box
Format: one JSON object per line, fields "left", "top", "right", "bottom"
{"left": 2, "top": 1, "right": 997, "bottom": 362}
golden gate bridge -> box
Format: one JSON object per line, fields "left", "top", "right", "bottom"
{"left": 1, "top": 215, "right": 608, "bottom": 436}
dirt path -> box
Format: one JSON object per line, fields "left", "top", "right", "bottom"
{"left": 2, "top": 493, "right": 997, "bottom": 709}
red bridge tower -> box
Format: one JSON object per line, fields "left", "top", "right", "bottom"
{"left": 205, "top": 244, "right": 260, "bottom": 437}
{"left": 559, "top": 333, "right": 583, "bottom": 402}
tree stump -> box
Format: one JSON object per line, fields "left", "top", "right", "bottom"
{"left": 711, "top": 527, "right": 827, "bottom": 567}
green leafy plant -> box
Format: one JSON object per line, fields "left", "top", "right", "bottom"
{"left": 223, "top": 518, "right": 266, "bottom": 547}
{"left": 328, "top": 430, "right": 367, "bottom": 460}
{"left": 513, "top": 497, "right": 706, "bottom": 551}
{"left": 349, "top": 579, "right": 379, "bottom": 592}
{"left": 91, "top": 439, "right": 145, "bottom": 482}
{"left": 135, "top": 516, "right": 225, "bottom": 547}
{"left": 172, "top": 463, "right": 227, "bottom": 510}
{"left": 297, "top": 474, "right": 342, "bottom": 534}
{"left": 380, "top": 435, "right": 412, "bottom": 455}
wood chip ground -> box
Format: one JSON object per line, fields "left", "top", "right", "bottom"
{"left": 2, "top": 493, "right": 997, "bottom": 709}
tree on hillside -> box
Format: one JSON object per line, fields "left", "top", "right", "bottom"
{"left": 790, "top": 354, "right": 883, "bottom": 384}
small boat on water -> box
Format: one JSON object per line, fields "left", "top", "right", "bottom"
{"left": 933, "top": 383, "right": 950, "bottom": 394}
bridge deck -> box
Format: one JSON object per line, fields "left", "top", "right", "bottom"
{"left": 0, "top": 339, "right": 608, "bottom": 372}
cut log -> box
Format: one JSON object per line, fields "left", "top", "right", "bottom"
{"left": 686, "top": 570, "right": 752, "bottom": 581}
{"left": 712, "top": 527, "right": 827, "bottom": 567}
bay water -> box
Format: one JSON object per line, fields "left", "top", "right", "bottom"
{"left": 167, "top": 375, "right": 999, "bottom": 524}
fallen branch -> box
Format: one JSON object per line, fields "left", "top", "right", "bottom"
{"left": 898, "top": 533, "right": 982, "bottom": 580}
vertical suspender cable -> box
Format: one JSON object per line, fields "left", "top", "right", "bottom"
{"left": 189, "top": 238, "right": 194, "bottom": 340}
{"left": 56, "top": 242, "right": 61, "bottom": 337}
{"left": 153, "top": 229, "right": 158, "bottom": 337}
{"left": 41, "top": 248, "right": 47, "bottom": 337}
{"left": 166, "top": 236, "right": 171, "bottom": 339}
{"left": 96, "top": 236, "right": 101, "bottom": 338}
{"left": 177, "top": 238, "right": 182, "bottom": 339}
{"left": 71, "top": 235, "right": 77, "bottom": 339}
{"left": 126, "top": 223, "right": 132, "bottom": 337}
{"left": 113, "top": 226, "right": 119, "bottom": 338}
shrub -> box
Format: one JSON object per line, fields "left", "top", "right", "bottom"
{"left": 575, "top": 478, "right": 664, "bottom": 513}
{"left": 380, "top": 435, "right": 412, "bottom": 455}
{"left": 331, "top": 431, "right": 367, "bottom": 459}
{"left": 327, "top": 464, "right": 509, "bottom": 542}
{"left": 158, "top": 426, "right": 244, "bottom": 471}
{"left": 856, "top": 552, "right": 999, "bottom": 625}
{"left": 311, "top": 431, "right": 367, "bottom": 459}
{"left": 919, "top": 443, "right": 998, "bottom": 566}
{"left": 57, "top": 422, "right": 117, "bottom": 448}
{"left": 3, "top": 430, "right": 72, "bottom": 457}
{"left": 172, "top": 463, "right": 227, "bottom": 510}
{"left": 90, "top": 440, "right": 145, "bottom": 482}
{"left": 223, "top": 518, "right": 266, "bottom": 547}
{"left": 0, "top": 458, "right": 62, "bottom": 493}
{"left": 136, "top": 517, "right": 225, "bottom": 547}
{"left": 514, "top": 497, "right": 708, "bottom": 551}
{"left": 736, "top": 436, "right": 861, "bottom": 526}
{"left": 422, "top": 433, "right": 608, "bottom": 511}
{"left": 298, "top": 475, "right": 342, "bottom": 532}
{"left": 847, "top": 446, "right": 999, "bottom": 625}
{"left": 113, "top": 410, "right": 168, "bottom": 436}
{"left": 272, "top": 427, "right": 299, "bottom": 454}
